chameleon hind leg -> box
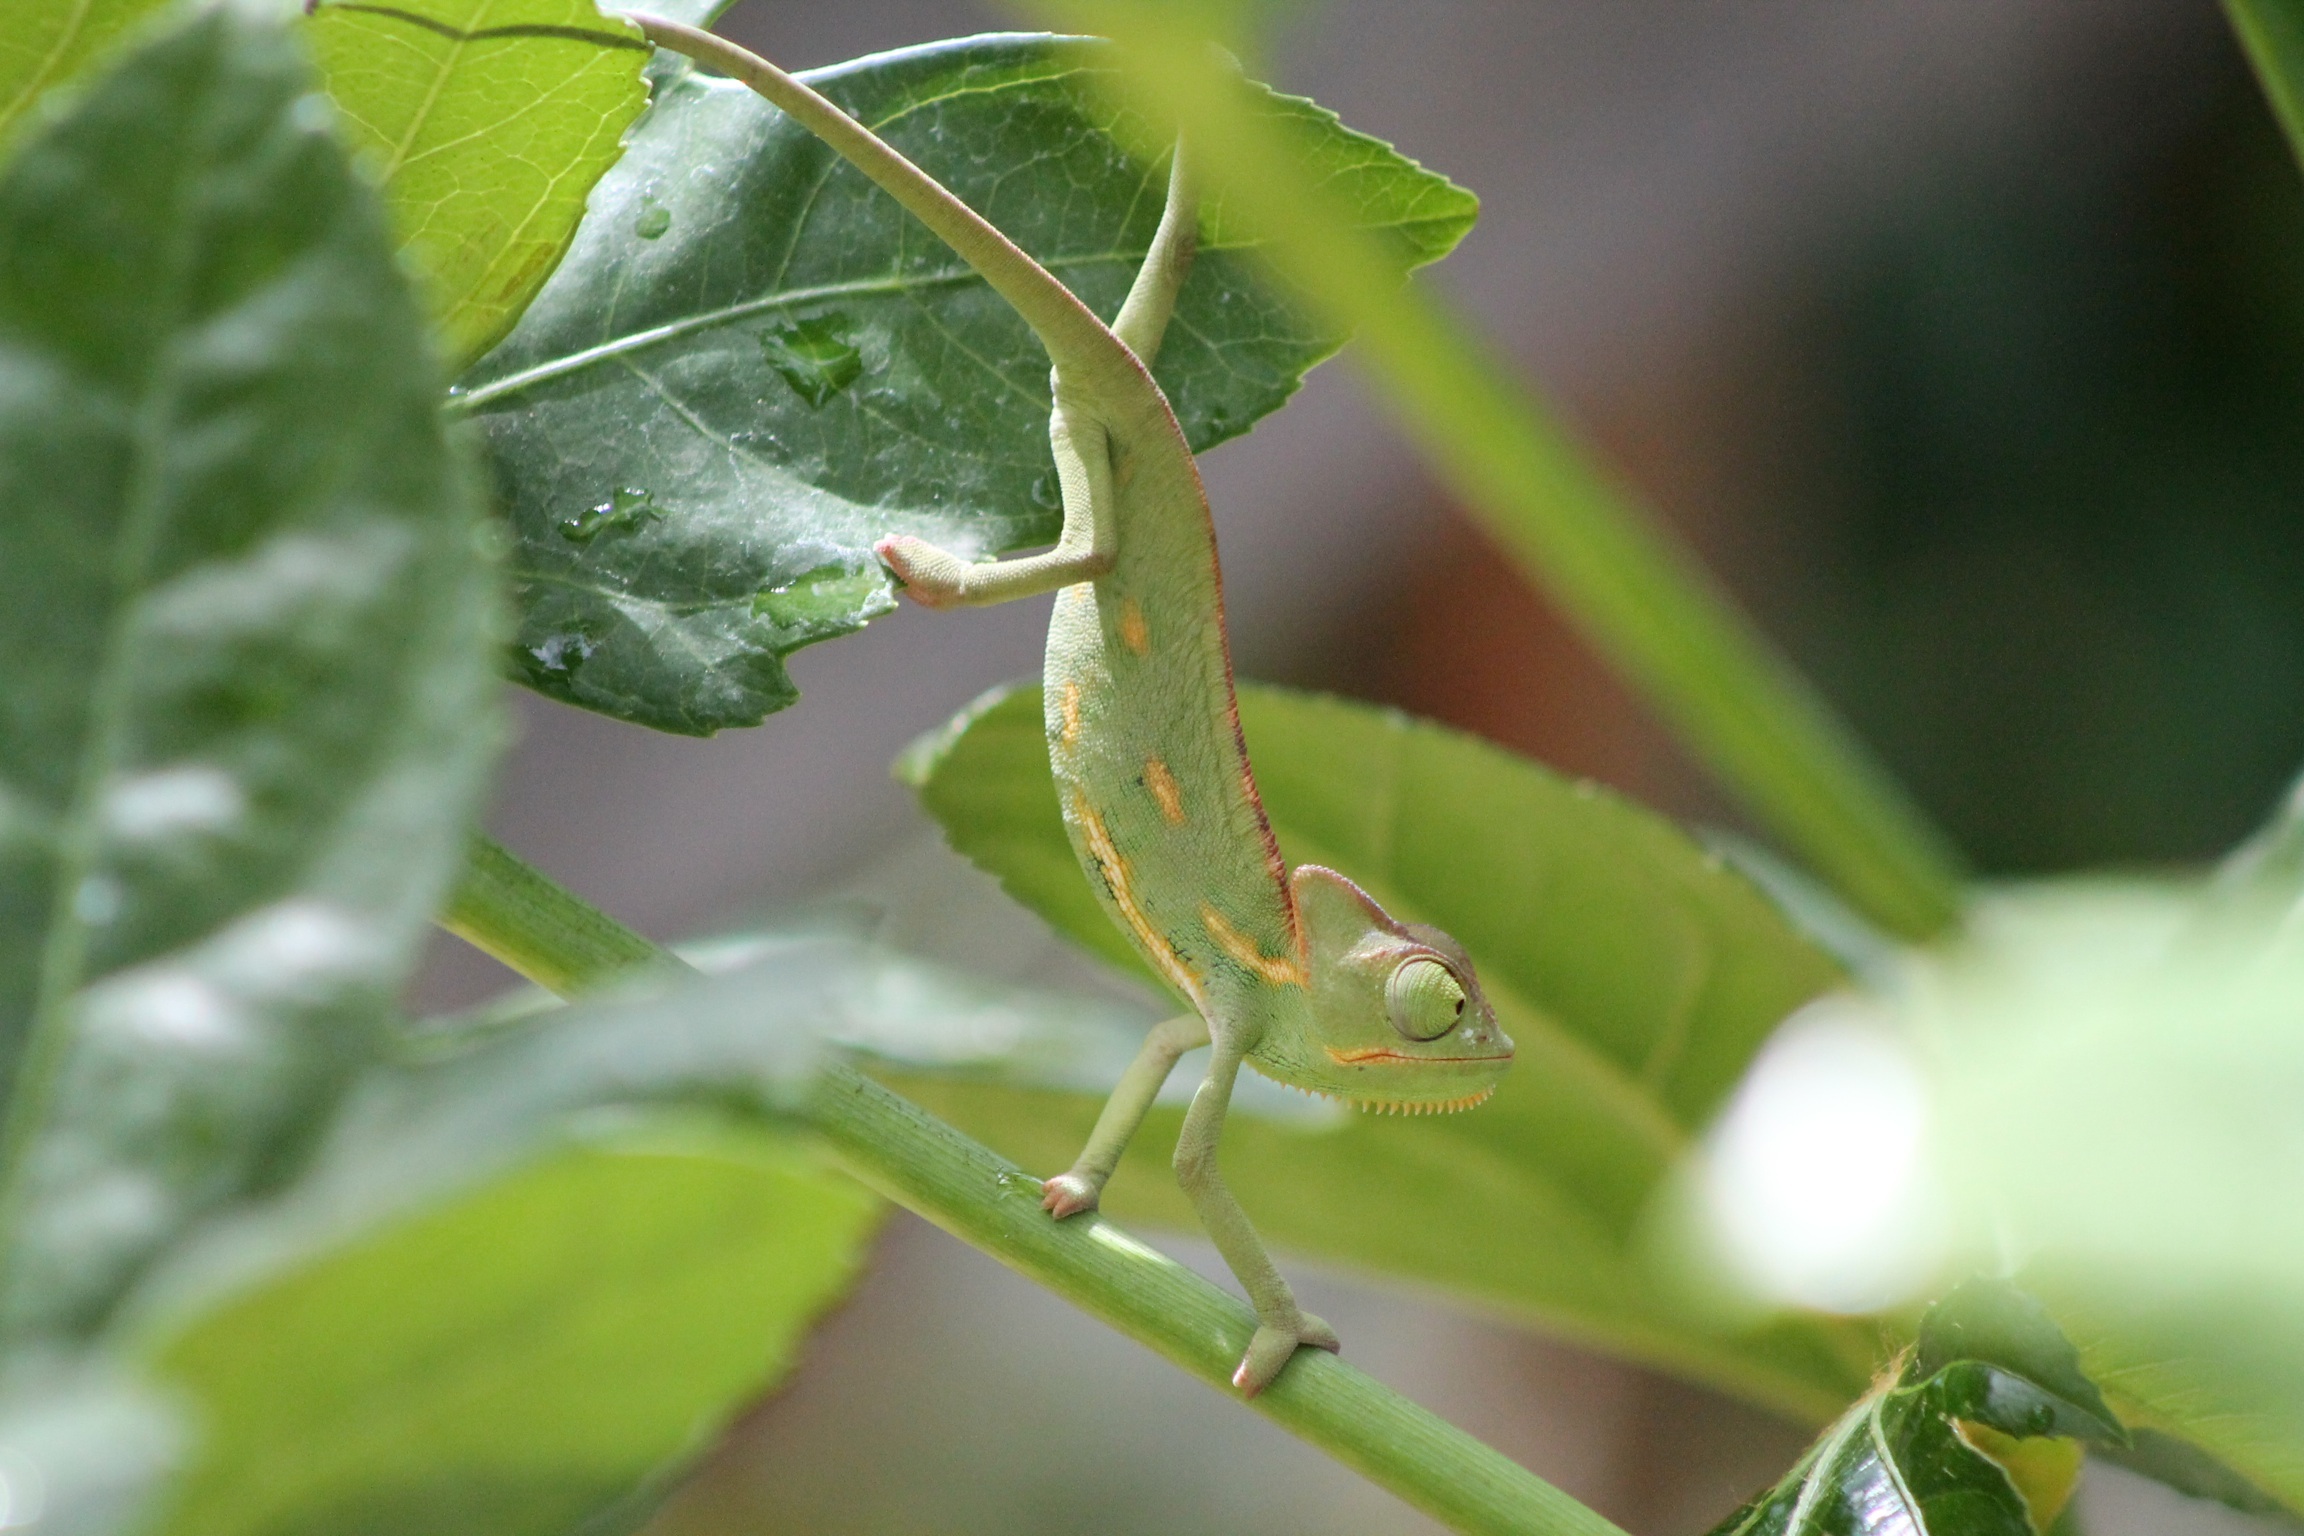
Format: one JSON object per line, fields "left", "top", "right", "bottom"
{"left": 1041, "top": 1011, "right": 1208, "bottom": 1217}
{"left": 1175, "top": 1034, "right": 1340, "bottom": 1396}
{"left": 874, "top": 142, "right": 1197, "bottom": 609}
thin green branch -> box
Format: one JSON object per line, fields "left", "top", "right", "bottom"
{"left": 1018, "top": 1, "right": 1968, "bottom": 940}
{"left": 441, "top": 835, "right": 1631, "bottom": 1536}
{"left": 2226, "top": 0, "right": 2304, "bottom": 175}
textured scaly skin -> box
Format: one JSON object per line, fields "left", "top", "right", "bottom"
{"left": 633, "top": 16, "right": 1513, "bottom": 1396}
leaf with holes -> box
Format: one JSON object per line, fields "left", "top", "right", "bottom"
{"left": 0, "top": 2, "right": 495, "bottom": 1350}
{"left": 894, "top": 680, "right": 1874, "bottom": 1421}
{"left": 457, "top": 36, "right": 1477, "bottom": 733}
{"left": 302, "top": 0, "right": 652, "bottom": 370}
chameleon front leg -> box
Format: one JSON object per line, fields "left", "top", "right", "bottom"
{"left": 875, "top": 399, "right": 1117, "bottom": 608}
{"left": 1041, "top": 1011, "right": 1209, "bottom": 1218}
{"left": 874, "top": 143, "right": 1198, "bottom": 609}
{"left": 1174, "top": 1033, "right": 1340, "bottom": 1396}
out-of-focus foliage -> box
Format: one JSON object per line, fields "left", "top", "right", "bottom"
{"left": 1786, "top": 56, "right": 2304, "bottom": 873}
{"left": 0, "top": 0, "right": 496, "bottom": 1348}
{"left": 0, "top": 0, "right": 170, "bottom": 153}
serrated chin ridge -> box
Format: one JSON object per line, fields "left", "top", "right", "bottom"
{"left": 1349, "top": 1086, "right": 1496, "bottom": 1115}
{"left": 1269, "top": 1081, "right": 1497, "bottom": 1116}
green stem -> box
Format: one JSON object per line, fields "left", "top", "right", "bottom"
{"left": 1024, "top": 3, "right": 1968, "bottom": 940}
{"left": 2225, "top": 0, "right": 2304, "bottom": 175}
{"left": 442, "top": 835, "right": 1630, "bottom": 1536}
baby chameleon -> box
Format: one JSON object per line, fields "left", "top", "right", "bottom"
{"left": 634, "top": 15, "right": 1516, "bottom": 1397}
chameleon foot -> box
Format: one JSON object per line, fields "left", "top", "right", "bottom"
{"left": 1039, "top": 1171, "right": 1100, "bottom": 1219}
{"left": 1232, "top": 1312, "right": 1340, "bottom": 1398}
{"left": 873, "top": 534, "right": 971, "bottom": 608}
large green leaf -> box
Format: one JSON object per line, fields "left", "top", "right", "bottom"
{"left": 0, "top": 0, "right": 496, "bottom": 1349}
{"left": 119, "top": 939, "right": 1132, "bottom": 1536}
{"left": 895, "top": 680, "right": 1874, "bottom": 1420}
{"left": 150, "top": 1131, "right": 875, "bottom": 1536}
{"left": 1706, "top": 1281, "right": 2122, "bottom": 1536}
{"left": 455, "top": 37, "right": 1477, "bottom": 734}
{"left": 303, "top": 0, "right": 653, "bottom": 370}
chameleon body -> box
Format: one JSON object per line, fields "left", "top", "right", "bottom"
{"left": 635, "top": 16, "right": 1515, "bottom": 1397}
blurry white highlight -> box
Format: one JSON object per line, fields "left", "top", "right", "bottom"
{"left": 1699, "top": 997, "right": 1942, "bottom": 1314}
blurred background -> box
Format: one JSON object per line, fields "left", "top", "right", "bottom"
{"left": 418, "top": 1, "right": 2304, "bottom": 1531}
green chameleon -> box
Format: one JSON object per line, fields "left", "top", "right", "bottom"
{"left": 635, "top": 14, "right": 1515, "bottom": 1397}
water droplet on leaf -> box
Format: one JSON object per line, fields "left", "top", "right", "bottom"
{"left": 560, "top": 487, "right": 664, "bottom": 544}
{"left": 530, "top": 632, "right": 598, "bottom": 674}
{"left": 760, "top": 315, "right": 863, "bottom": 408}
{"left": 634, "top": 200, "right": 672, "bottom": 240}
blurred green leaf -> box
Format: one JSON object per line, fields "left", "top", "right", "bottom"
{"left": 303, "top": 0, "right": 653, "bottom": 370}
{"left": 2228, "top": 0, "right": 2304, "bottom": 174}
{"left": 897, "top": 680, "right": 1876, "bottom": 1420}
{"left": 114, "top": 939, "right": 1162, "bottom": 1536}
{"left": 456, "top": 36, "right": 1475, "bottom": 734}
{"left": 0, "top": 0, "right": 496, "bottom": 1348}
{"left": 0, "top": 0, "right": 170, "bottom": 155}
{"left": 150, "top": 1130, "right": 876, "bottom": 1536}
{"left": 1901, "top": 875, "right": 2304, "bottom": 1517}
{"left": 1707, "top": 1283, "right": 2111, "bottom": 1536}
{"left": 1024, "top": 0, "right": 1965, "bottom": 940}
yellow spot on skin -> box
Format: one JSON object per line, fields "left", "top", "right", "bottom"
{"left": 1199, "top": 903, "right": 1308, "bottom": 989}
{"left": 1118, "top": 597, "right": 1150, "bottom": 656}
{"left": 1074, "top": 789, "right": 1203, "bottom": 1006}
{"left": 1059, "top": 682, "right": 1082, "bottom": 751}
{"left": 1144, "top": 756, "right": 1186, "bottom": 825}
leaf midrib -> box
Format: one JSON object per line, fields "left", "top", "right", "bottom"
{"left": 0, "top": 17, "right": 216, "bottom": 1303}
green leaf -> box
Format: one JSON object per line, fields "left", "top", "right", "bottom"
{"left": 303, "top": 0, "right": 653, "bottom": 370}
{"left": 1913, "top": 1280, "right": 2124, "bottom": 1449}
{"left": 897, "top": 680, "right": 1875, "bottom": 1420}
{"left": 120, "top": 941, "right": 1116, "bottom": 1536}
{"left": 0, "top": 2, "right": 496, "bottom": 1344}
{"left": 149, "top": 1130, "right": 876, "bottom": 1536}
{"left": 0, "top": 0, "right": 171, "bottom": 156}
{"left": 455, "top": 37, "right": 1477, "bottom": 734}
{"left": 1708, "top": 1284, "right": 2111, "bottom": 1536}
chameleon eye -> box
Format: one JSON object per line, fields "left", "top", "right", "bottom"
{"left": 1385, "top": 958, "right": 1465, "bottom": 1042}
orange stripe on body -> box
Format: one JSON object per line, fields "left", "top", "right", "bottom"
{"left": 1072, "top": 788, "right": 1205, "bottom": 1007}
{"left": 1058, "top": 681, "right": 1082, "bottom": 752}
{"left": 1118, "top": 597, "right": 1150, "bottom": 656}
{"left": 1143, "top": 756, "right": 1186, "bottom": 825}
{"left": 1199, "top": 903, "right": 1308, "bottom": 989}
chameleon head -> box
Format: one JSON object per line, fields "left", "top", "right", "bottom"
{"left": 1255, "top": 866, "right": 1514, "bottom": 1113}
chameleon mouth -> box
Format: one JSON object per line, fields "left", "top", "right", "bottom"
{"left": 1322, "top": 1046, "right": 1514, "bottom": 1066}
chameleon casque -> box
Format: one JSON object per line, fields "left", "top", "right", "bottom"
{"left": 635, "top": 15, "right": 1515, "bottom": 1396}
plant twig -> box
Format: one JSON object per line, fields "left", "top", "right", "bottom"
{"left": 442, "top": 835, "right": 1632, "bottom": 1536}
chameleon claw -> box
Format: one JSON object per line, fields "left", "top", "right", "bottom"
{"left": 873, "top": 534, "right": 970, "bottom": 608}
{"left": 1039, "top": 1171, "right": 1100, "bottom": 1219}
{"left": 1231, "top": 1312, "right": 1340, "bottom": 1398}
